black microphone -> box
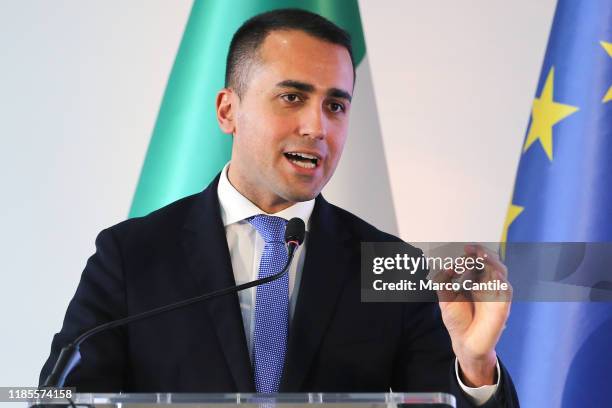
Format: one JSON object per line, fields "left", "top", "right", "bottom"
{"left": 42, "top": 217, "right": 306, "bottom": 388}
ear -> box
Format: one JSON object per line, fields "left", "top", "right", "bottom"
{"left": 216, "top": 88, "right": 237, "bottom": 134}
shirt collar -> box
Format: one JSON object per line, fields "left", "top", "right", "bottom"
{"left": 217, "top": 162, "right": 315, "bottom": 230}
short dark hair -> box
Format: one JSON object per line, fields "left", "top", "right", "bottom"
{"left": 225, "top": 8, "right": 355, "bottom": 97}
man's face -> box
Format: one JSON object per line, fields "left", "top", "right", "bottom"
{"left": 224, "top": 29, "right": 354, "bottom": 213}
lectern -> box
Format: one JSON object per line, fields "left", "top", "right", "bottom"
{"left": 28, "top": 393, "right": 455, "bottom": 408}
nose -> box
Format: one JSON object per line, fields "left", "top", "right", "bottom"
{"left": 299, "top": 104, "right": 327, "bottom": 140}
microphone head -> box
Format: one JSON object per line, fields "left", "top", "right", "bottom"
{"left": 285, "top": 217, "right": 306, "bottom": 246}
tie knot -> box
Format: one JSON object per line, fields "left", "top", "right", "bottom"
{"left": 248, "top": 215, "right": 287, "bottom": 243}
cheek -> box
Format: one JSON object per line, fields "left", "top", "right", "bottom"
{"left": 327, "top": 129, "right": 349, "bottom": 162}
{"left": 240, "top": 108, "right": 295, "bottom": 147}
{"left": 235, "top": 112, "right": 267, "bottom": 152}
{"left": 267, "top": 115, "right": 297, "bottom": 139}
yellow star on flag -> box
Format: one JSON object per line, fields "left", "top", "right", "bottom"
{"left": 601, "top": 41, "right": 612, "bottom": 103}
{"left": 523, "top": 67, "right": 579, "bottom": 161}
{"left": 500, "top": 203, "right": 524, "bottom": 259}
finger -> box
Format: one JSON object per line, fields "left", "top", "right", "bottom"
{"left": 465, "top": 244, "right": 508, "bottom": 280}
{"left": 493, "top": 268, "right": 513, "bottom": 301}
{"left": 432, "top": 268, "right": 460, "bottom": 303}
{"left": 465, "top": 262, "right": 511, "bottom": 302}
{"left": 476, "top": 267, "right": 512, "bottom": 302}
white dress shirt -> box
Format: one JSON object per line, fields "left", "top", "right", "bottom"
{"left": 217, "top": 162, "right": 315, "bottom": 360}
{"left": 216, "top": 162, "right": 498, "bottom": 405}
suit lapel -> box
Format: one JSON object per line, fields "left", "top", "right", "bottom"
{"left": 181, "top": 175, "right": 255, "bottom": 392}
{"left": 281, "top": 196, "right": 353, "bottom": 391}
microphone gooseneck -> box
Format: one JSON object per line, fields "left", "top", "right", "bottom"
{"left": 42, "top": 217, "right": 307, "bottom": 388}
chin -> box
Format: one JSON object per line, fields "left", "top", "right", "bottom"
{"left": 284, "top": 188, "right": 319, "bottom": 203}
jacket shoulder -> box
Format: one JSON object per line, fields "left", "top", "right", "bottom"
{"left": 106, "top": 192, "right": 201, "bottom": 241}
{"left": 323, "top": 200, "right": 402, "bottom": 243}
{"left": 320, "top": 199, "right": 424, "bottom": 257}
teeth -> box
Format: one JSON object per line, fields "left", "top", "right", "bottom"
{"left": 292, "top": 152, "right": 318, "bottom": 160}
{"left": 288, "top": 158, "right": 316, "bottom": 168}
{"left": 285, "top": 152, "right": 319, "bottom": 169}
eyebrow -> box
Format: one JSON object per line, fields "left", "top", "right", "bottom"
{"left": 276, "top": 80, "right": 352, "bottom": 102}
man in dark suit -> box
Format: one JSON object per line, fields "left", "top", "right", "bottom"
{"left": 41, "top": 9, "right": 518, "bottom": 407}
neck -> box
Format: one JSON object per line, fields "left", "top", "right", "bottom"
{"left": 226, "top": 164, "right": 295, "bottom": 214}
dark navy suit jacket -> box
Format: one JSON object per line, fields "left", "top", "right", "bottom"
{"left": 40, "top": 175, "right": 519, "bottom": 407}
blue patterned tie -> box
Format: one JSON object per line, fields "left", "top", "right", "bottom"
{"left": 248, "top": 215, "right": 289, "bottom": 393}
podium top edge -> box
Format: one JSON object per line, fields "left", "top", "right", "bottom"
{"left": 29, "top": 392, "right": 456, "bottom": 407}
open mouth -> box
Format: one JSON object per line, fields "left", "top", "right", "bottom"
{"left": 284, "top": 152, "right": 320, "bottom": 169}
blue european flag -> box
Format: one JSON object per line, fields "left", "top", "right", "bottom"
{"left": 497, "top": 1, "right": 612, "bottom": 406}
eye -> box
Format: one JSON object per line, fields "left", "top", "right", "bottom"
{"left": 328, "top": 102, "right": 345, "bottom": 113}
{"left": 281, "top": 93, "right": 302, "bottom": 103}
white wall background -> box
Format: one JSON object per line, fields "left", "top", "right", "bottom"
{"left": 359, "top": 1, "right": 556, "bottom": 241}
{"left": 0, "top": 0, "right": 556, "bottom": 389}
